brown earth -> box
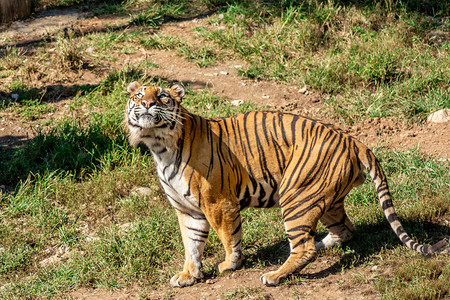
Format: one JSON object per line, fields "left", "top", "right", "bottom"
{"left": 1, "top": 7, "right": 449, "bottom": 300}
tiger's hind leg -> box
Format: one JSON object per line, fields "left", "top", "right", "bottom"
{"left": 316, "top": 198, "right": 356, "bottom": 250}
{"left": 315, "top": 172, "right": 364, "bottom": 250}
{"left": 170, "top": 210, "right": 210, "bottom": 288}
{"left": 260, "top": 192, "right": 321, "bottom": 286}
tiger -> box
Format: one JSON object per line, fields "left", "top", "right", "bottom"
{"left": 124, "top": 82, "right": 448, "bottom": 287}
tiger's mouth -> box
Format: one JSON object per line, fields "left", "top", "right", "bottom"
{"left": 137, "top": 112, "right": 162, "bottom": 128}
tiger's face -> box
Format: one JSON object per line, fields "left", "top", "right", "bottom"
{"left": 126, "top": 81, "right": 185, "bottom": 129}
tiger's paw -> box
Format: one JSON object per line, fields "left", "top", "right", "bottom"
{"left": 216, "top": 258, "right": 242, "bottom": 273}
{"left": 260, "top": 271, "right": 282, "bottom": 286}
{"left": 170, "top": 271, "right": 198, "bottom": 288}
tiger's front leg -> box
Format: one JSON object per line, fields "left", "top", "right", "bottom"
{"left": 204, "top": 205, "right": 243, "bottom": 274}
{"left": 170, "top": 210, "right": 210, "bottom": 288}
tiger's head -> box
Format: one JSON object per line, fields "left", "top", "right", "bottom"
{"left": 126, "top": 81, "right": 185, "bottom": 130}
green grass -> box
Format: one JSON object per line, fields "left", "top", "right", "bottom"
{"left": 140, "top": 34, "right": 224, "bottom": 67}
{"left": 375, "top": 253, "right": 450, "bottom": 300}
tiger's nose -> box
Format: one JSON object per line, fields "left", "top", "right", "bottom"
{"left": 141, "top": 100, "right": 156, "bottom": 109}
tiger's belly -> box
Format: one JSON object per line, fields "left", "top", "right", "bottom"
{"left": 238, "top": 178, "right": 281, "bottom": 210}
{"left": 155, "top": 155, "right": 281, "bottom": 214}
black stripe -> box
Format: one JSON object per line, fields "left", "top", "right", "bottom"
{"left": 291, "top": 235, "right": 313, "bottom": 250}
{"left": 232, "top": 223, "right": 242, "bottom": 235}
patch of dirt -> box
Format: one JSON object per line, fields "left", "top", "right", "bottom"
{"left": 149, "top": 259, "right": 379, "bottom": 300}
{"left": 347, "top": 117, "right": 450, "bottom": 158}
{"left": 1, "top": 7, "right": 449, "bottom": 299}
{"left": 69, "top": 256, "right": 380, "bottom": 300}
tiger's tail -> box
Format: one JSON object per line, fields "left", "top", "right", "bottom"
{"left": 356, "top": 144, "right": 448, "bottom": 256}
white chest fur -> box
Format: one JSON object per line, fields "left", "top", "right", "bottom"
{"left": 134, "top": 130, "right": 202, "bottom": 218}
{"left": 152, "top": 149, "right": 203, "bottom": 216}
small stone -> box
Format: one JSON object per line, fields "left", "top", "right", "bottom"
{"left": 233, "top": 65, "right": 242, "bottom": 69}
{"left": 85, "top": 46, "right": 96, "bottom": 53}
{"left": 119, "top": 223, "right": 133, "bottom": 232}
{"left": 298, "top": 87, "right": 307, "bottom": 94}
{"left": 262, "top": 95, "right": 270, "bottom": 99}
{"left": 86, "top": 233, "right": 99, "bottom": 242}
{"left": 39, "top": 254, "right": 59, "bottom": 268}
{"left": 427, "top": 109, "right": 450, "bottom": 123}
{"left": 371, "top": 265, "right": 378, "bottom": 272}
{"left": 131, "top": 186, "right": 152, "bottom": 197}
{"left": 231, "top": 100, "right": 244, "bottom": 106}
{"left": 219, "top": 71, "right": 229, "bottom": 75}
{"left": 218, "top": 14, "right": 224, "bottom": 20}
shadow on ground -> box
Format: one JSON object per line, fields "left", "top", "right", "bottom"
{"left": 230, "top": 220, "right": 450, "bottom": 282}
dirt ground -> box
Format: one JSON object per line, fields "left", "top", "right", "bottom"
{"left": 1, "top": 7, "right": 449, "bottom": 300}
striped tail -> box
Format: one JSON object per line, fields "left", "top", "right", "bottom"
{"left": 357, "top": 146, "right": 448, "bottom": 256}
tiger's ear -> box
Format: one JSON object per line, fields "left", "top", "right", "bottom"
{"left": 169, "top": 84, "right": 185, "bottom": 102}
{"left": 127, "top": 81, "right": 142, "bottom": 95}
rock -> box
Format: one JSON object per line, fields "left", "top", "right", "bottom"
{"left": 427, "top": 109, "right": 450, "bottom": 123}
{"left": 39, "top": 254, "right": 59, "bottom": 268}
{"left": 119, "top": 222, "right": 133, "bottom": 232}
{"left": 131, "top": 186, "right": 152, "bottom": 197}
{"left": 85, "top": 46, "right": 96, "bottom": 53}
{"left": 231, "top": 100, "right": 244, "bottom": 106}
{"left": 298, "top": 87, "right": 307, "bottom": 94}
{"left": 39, "top": 246, "right": 72, "bottom": 268}
{"left": 86, "top": 233, "right": 99, "bottom": 242}
{"left": 219, "top": 71, "right": 229, "bottom": 75}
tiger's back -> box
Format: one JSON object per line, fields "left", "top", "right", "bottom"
{"left": 125, "top": 82, "right": 448, "bottom": 287}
